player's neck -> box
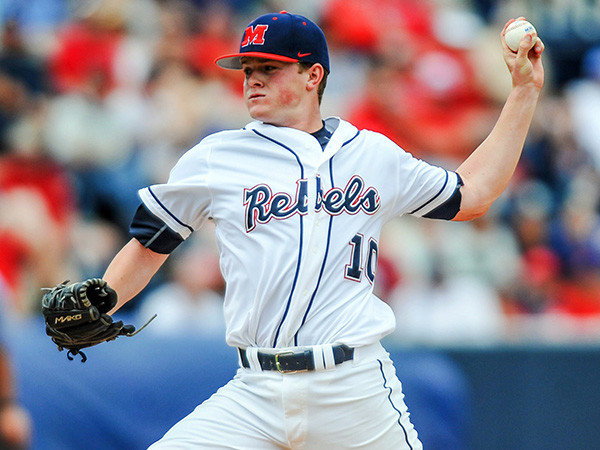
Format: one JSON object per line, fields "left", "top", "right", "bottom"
{"left": 292, "top": 116, "right": 324, "bottom": 134}
{"left": 266, "top": 107, "right": 323, "bottom": 134}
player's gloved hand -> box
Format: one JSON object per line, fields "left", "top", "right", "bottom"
{"left": 41, "top": 278, "right": 154, "bottom": 362}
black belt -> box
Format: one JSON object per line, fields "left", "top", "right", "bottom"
{"left": 239, "top": 344, "right": 354, "bottom": 373}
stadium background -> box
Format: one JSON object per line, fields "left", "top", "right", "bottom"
{"left": 1, "top": 0, "right": 600, "bottom": 448}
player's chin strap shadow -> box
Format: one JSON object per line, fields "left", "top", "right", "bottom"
{"left": 65, "top": 314, "right": 159, "bottom": 363}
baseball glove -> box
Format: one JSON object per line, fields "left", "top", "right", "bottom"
{"left": 42, "top": 278, "right": 154, "bottom": 362}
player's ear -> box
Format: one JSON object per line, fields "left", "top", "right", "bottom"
{"left": 306, "top": 63, "right": 325, "bottom": 92}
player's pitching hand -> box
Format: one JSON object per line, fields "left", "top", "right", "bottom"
{"left": 501, "top": 17, "right": 545, "bottom": 91}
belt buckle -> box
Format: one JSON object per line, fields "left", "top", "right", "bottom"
{"left": 274, "top": 350, "right": 306, "bottom": 374}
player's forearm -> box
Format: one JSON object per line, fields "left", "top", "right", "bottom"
{"left": 103, "top": 238, "right": 169, "bottom": 313}
{"left": 455, "top": 84, "right": 540, "bottom": 220}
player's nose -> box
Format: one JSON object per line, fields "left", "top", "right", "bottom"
{"left": 245, "top": 71, "right": 263, "bottom": 87}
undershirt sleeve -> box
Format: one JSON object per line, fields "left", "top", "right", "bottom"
{"left": 130, "top": 203, "right": 185, "bottom": 254}
{"left": 422, "top": 174, "right": 464, "bottom": 220}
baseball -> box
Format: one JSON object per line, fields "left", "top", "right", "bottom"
{"left": 505, "top": 20, "right": 537, "bottom": 52}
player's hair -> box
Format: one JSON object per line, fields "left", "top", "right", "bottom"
{"left": 298, "top": 62, "right": 328, "bottom": 105}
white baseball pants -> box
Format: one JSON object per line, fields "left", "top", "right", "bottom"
{"left": 148, "top": 342, "right": 422, "bottom": 449}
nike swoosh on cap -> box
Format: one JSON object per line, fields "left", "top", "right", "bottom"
{"left": 297, "top": 52, "right": 311, "bottom": 57}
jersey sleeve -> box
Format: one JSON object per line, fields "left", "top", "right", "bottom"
{"left": 132, "top": 142, "right": 213, "bottom": 252}
{"left": 404, "top": 166, "right": 461, "bottom": 220}
{"left": 376, "top": 132, "right": 462, "bottom": 220}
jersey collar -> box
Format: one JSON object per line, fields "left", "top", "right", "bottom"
{"left": 245, "top": 117, "right": 357, "bottom": 161}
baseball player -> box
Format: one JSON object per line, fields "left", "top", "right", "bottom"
{"left": 96, "top": 11, "right": 543, "bottom": 449}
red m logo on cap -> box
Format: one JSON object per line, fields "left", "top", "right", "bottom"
{"left": 241, "top": 25, "right": 269, "bottom": 47}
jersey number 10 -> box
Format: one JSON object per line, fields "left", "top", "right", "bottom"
{"left": 345, "top": 233, "right": 378, "bottom": 284}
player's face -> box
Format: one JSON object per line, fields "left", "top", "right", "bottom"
{"left": 241, "top": 58, "right": 311, "bottom": 127}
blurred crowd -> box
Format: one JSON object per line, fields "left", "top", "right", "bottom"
{"left": 1, "top": 0, "right": 600, "bottom": 347}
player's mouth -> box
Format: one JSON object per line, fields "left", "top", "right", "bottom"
{"left": 248, "top": 93, "right": 265, "bottom": 101}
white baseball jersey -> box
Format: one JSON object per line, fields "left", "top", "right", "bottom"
{"left": 135, "top": 117, "right": 460, "bottom": 349}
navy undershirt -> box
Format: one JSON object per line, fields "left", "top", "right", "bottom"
{"left": 311, "top": 119, "right": 337, "bottom": 150}
{"left": 311, "top": 122, "right": 333, "bottom": 150}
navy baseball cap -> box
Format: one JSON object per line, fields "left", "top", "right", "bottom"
{"left": 215, "top": 11, "right": 330, "bottom": 73}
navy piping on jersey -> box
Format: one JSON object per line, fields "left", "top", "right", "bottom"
{"left": 343, "top": 129, "right": 361, "bottom": 147}
{"left": 294, "top": 158, "right": 335, "bottom": 345}
{"left": 147, "top": 186, "right": 195, "bottom": 233}
{"left": 252, "top": 129, "right": 305, "bottom": 348}
{"left": 409, "top": 169, "right": 449, "bottom": 215}
{"left": 378, "top": 359, "right": 413, "bottom": 450}
{"left": 294, "top": 130, "right": 361, "bottom": 343}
